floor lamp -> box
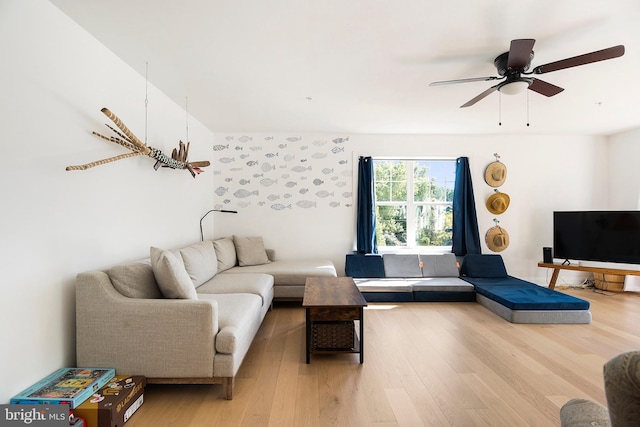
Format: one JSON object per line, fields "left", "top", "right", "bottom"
{"left": 200, "top": 209, "right": 237, "bottom": 241}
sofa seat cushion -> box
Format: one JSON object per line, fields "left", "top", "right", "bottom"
{"left": 464, "top": 276, "right": 590, "bottom": 311}
{"left": 354, "top": 279, "right": 413, "bottom": 293}
{"left": 199, "top": 293, "right": 262, "bottom": 355}
{"left": 197, "top": 273, "right": 274, "bottom": 307}
{"left": 410, "top": 277, "right": 475, "bottom": 292}
{"left": 222, "top": 259, "right": 337, "bottom": 285}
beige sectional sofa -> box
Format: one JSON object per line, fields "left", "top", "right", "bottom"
{"left": 75, "top": 235, "right": 336, "bottom": 399}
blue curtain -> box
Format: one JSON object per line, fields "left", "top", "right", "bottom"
{"left": 452, "top": 156, "right": 481, "bottom": 256}
{"left": 356, "top": 156, "right": 377, "bottom": 254}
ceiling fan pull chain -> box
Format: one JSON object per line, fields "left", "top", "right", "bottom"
{"left": 498, "top": 92, "right": 502, "bottom": 126}
{"left": 526, "top": 90, "right": 530, "bottom": 127}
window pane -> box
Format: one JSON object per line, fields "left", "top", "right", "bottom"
{"left": 415, "top": 205, "right": 453, "bottom": 246}
{"left": 374, "top": 160, "right": 407, "bottom": 202}
{"left": 391, "top": 179, "right": 407, "bottom": 202}
{"left": 376, "top": 205, "right": 407, "bottom": 247}
{"left": 414, "top": 160, "right": 456, "bottom": 203}
{"left": 375, "top": 181, "right": 391, "bottom": 202}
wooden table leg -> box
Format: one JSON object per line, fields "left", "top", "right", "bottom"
{"left": 305, "top": 308, "right": 311, "bottom": 364}
{"left": 548, "top": 268, "right": 560, "bottom": 289}
{"left": 359, "top": 308, "right": 364, "bottom": 364}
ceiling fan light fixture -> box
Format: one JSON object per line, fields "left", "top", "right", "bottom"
{"left": 498, "top": 80, "right": 530, "bottom": 95}
{"left": 434, "top": 40, "right": 624, "bottom": 108}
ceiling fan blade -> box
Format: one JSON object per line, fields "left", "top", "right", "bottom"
{"left": 507, "top": 39, "right": 536, "bottom": 69}
{"left": 460, "top": 85, "right": 500, "bottom": 108}
{"left": 430, "top": 76, "right": 501, "bottom": 86}
{"left": 532, "top": 45, "right": 624, "bottom": 74}
{"left": 528, "top": 78, "right": 564, "bottom": 97}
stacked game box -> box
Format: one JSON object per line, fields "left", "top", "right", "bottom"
{"left": 73, "top": 375, "right": 145, "bottom": 427}
{"left": 11, "top": 368, "right": 116, "bottom": 409}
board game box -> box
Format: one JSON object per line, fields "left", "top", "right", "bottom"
{"left": 10, "top": 368, "right": 116, "bottom": 409}
{"left": 73, "top": 376, "right": 145, "bottom": 427}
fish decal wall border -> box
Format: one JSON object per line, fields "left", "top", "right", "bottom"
{"left": 213, "top": 135, "right": 352, "bottom": 211}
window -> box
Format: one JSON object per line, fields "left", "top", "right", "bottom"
{"left": 373, "top": 159, "right": 456, "bottom": 249}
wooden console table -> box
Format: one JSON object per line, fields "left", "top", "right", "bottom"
{"left": 538, "top": 262, "right": 640, "bottom": 289}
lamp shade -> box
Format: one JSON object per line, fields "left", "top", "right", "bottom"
{"left": 499, "top": 80, "right": 530, "bottom": 95}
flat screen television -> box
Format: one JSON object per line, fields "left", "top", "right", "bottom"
{"left": 553, "top": 211, "right": 640, "bottom": 264}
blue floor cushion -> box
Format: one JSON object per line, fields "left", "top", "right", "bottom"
{"left": 463, "top": 276, "right": 590, "bottom": 311}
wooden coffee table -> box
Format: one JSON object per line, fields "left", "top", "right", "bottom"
{"left": 302, "top": 277, "right": 368, "bottom": 364}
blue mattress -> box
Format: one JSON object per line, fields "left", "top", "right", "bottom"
{"left": 462, "top": 276, "right": 590, "bottom": 311}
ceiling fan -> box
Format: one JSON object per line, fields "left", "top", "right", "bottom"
{"left": 430, "top": 39, "right": 625, "bottom": 108}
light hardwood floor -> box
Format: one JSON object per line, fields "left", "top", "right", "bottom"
{"left": 125, "top": 288, "right": 640, "bottom": 427}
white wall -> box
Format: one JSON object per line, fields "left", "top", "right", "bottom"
{"left": 0, "top": 0, "right": 213, "bottom": 402}
{"left": 212, "top": 132, "right": 609, "bottom": 284}
{"left": 605, "top": 127, "right": 640, "bottom": 289}
{"left": 609, "top": 127, "right": 640, "bottom": 210}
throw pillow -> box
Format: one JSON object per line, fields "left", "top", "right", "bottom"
{"left": 233, "top": 235, "right": 271, "bottom": 267}
{"left": 213, "top": 237, "right": 238, "bottom": 272}
{"left": 109, "top": 259, "right": 163, "bottom": 299}
{"left": 150, "top": 247, "right": 198, "bottom": 299}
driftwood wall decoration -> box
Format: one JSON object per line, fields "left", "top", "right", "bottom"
{"left": 66, "top": 107, "right": 210, "bottom": 178}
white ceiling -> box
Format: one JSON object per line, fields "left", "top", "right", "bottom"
{"left": 50, "top": 0, "right": 640, "bottom": 136}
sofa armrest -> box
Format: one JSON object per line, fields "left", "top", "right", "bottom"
{"left": 76, "top": 271, "right": 218, "bottom": 378}
{"left": 560, "top": 398, "right": 610, "bottom": 427}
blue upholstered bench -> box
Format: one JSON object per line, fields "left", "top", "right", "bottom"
{"left": 460, "top": 254, "right": 592, "bottom": 324}
{"left": 346, "top": 253, "right": 475, "bottom": 302}
{"left": 345, "top": 252, "right": 591, "bottom": 324}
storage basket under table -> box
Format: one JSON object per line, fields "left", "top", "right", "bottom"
{"left": 312, "top": 320, "right": 356, "bottom": 350}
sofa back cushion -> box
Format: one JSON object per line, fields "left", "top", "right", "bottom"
{"left": 383, "top": 254, "right": 422, "bottom": 278}
{"left": 213, "top": 237, "right": 237, "bottom": 272}
{"left": 179, "top": 241, "right": 218, "bottom": 287}
{"left": 150, "top": 247, "right": 198, "bottom": 299}
{"left": 460, "top": 254, "right": 508, "bottom": 278}
{"left": 420, "top": 254, "right": 460, "bottom": 277}
{"left": 109, "top": 259, "right": 162, "bottom": 299}
{"left": 345, "top": 254, "right": 386, "bottom": 278}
